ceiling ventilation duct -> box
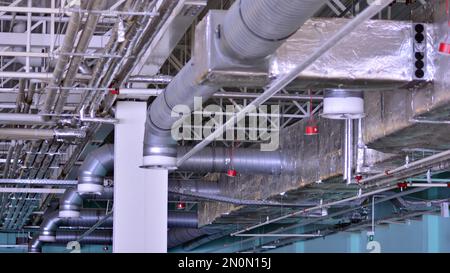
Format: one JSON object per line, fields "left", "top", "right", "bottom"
{"left": 142, "top": 0, "right": 327, "bottom": 169}
{"left": 77, "top": 144, "right": 114, "bottom": 194}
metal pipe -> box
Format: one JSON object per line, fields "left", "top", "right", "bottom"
{"left": 230, "top": 185, "right": 398, "bottom": 236}
{"left": 59, "top": 187, "right": 114, "bottom": 218}
{"left": 73, "top": 210, "right": 113, "bottom": 242}
{"left": 127, "top": 75, "right": 173, "bottom": 84}
{"left": 360, "top": 149, "right": 450, "bottom": 186}
{"left": 38, "top": 208, "right": 199, "bottom": 243}
{"left": 0, "top": 188, "right": 65, "bottom": 194}
{"left": 23, "top": 82, "right": 36, "bottom": 114}
{"left": 0, "top": 113, "right": 55, "bottom": 125}
{"left": 2, "top": 143, "right": 14, "bottom": 178}
{"left": 77, "top": 144, "right": 114, "bottom": 194}
{"left": 15, "top": 79, "right": 26, "bottom": 113}
{"left": 219, "top": 187, "right": 428, "bottom": 253}
{"left": 0, "top": 72, "right": 90, "bottom": 81}
{"left": 29, "top": 230, "right": 113, "bottom": 253}
{"left": 143, "top": 0, "right": 328, "bottom": 169}
{"left": 116, "top": 88, "right": 323, "bottom": 101}
{"left": 0, "top": 6, "right": 157, "bottom": 16}
{"left": 0, "top": 128, "right": 85, "bottom": 140}
{"left": 177, "top": 0, "right": 395, "bottom": 167}
{"left": 0, "top": 178, "right": 77, "bottom": 186}
{"left": 344, "top": 119, "right": 353, "bottom": 184}
{"left": 53, "top": 0, "right": 107, "bottom": 115}
{"left": 168, "top": 211, "right": 198, "bottom": 229}
{"left": 39, "top": 210, "right": 114, "bottom": 242}
{"left": 168, "top": 180, "right": 221, "bottom": 195}
{"left": 177, "top": 146, "right": 283, "bottom": 175}
{"left": 167, "top": 228, "right": 210, "bottom": 249}
{"left": 235, "top": 233, "right": 322, "bottom": 238}
{"left": 41, "top": 1, "right": 83, "bottom": 114}
{"left": 356, "top": 118, "right": 365, "bottom": 174}
{"left": 55, "top": 230, "right": 112, "bottom": 245}
{"left": 169, "top": 187, "right": 318, "bottom": 208}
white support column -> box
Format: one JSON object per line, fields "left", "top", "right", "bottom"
{"left": 113, "top": 101, "right": 168, "bottom": 253}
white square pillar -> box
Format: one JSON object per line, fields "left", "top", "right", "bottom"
{"left": 113, "top": 101, "right": 168, "bottom": 253}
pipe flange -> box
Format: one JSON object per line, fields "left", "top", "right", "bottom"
{"left": 77, "top": 183, "right": 103, "bottom": 195}
{"left": 39, "top": 234, "right": 56, "bottom": 243}
{"left": 59, "top": 210, "right": 81, "bottom": 219}
{"left": 322, "top": 89, "right": 365, "bottom": 120}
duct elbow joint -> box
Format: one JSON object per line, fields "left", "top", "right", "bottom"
{"left": 142, "top": 122, "right": 178, "bottom": 170}
{"left": 77, "top": 175, "right": 104, "bottom": 195}
{"left": 142, "top": 145, "right": 178, "bottom": 170}
{"left": 59, "top": 188, "right": 82, "bottom": 218}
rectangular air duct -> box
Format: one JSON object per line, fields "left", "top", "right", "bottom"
{"left": 194, "top": 14, "right": 435, "bottom": 90}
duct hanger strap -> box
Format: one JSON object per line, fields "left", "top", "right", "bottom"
{"left": 237, "top": 0, "right": 297, "bottom": 42}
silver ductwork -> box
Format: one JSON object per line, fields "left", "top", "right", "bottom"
{"left": 142, "top": 0, "right": 327, "bottom": 169}
{"left": 0, "top": 113, "right": 55, "bottom": 126}
{"left": 61, "top": 179, "right": 220, "bottom": 218}
{"left": 55, "top": 230, "right": 112, "bottom": 245}
{"left": 168, "top": 180, "right": 221, "bottom": 195}
{"left": 59, "top": 187, "right": 114, "bottom": 218}
{"left": 0, "top": 128, "right": 85, "bottom": 140}
{"left": 39, "top": 208, "right": 199, "bottom": 242}
{"left": 39, "top": 210, "right": 114, "bottom": 242}
{"left": 177, "top": 146, "right": 284, "bottom": 175}
{"left": 29, "top": 231, "right": 112, "bottom": 253}
{"left": 29, "top": 236, "right": 43, "bottom": 253}
{"left": 77, "top": 144, "right": 114, "bottom": 194}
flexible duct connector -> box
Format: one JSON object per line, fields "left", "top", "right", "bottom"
{"left": 177, "top": 146, "right": 283, "bottom": 175}
{"left": 142, "top": 0, "right": 326, "bottom": 169}
{"left": 77, "top": 144, "right": 114, "bottom": 194}
{"left": 168, "top": 211, "right": 198, "bottom": 229}
{"left": 59, "top": 187, "right": 114, "bottom": 218}
{"left": 143, "top": 62, "right": 219, "bottom": 169}
{"left": 221, "top": 0, "right": 327, "bottom": 60}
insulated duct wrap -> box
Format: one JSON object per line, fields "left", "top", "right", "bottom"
{"left": 269, "top": 18, "right": 435, "bottom": 89}
{"left": 177, "top": 146, "right": 283, "bottom": 175}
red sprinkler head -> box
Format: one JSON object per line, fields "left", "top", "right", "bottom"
{"left": 176, "top": 202, "right": 186, "bottom": 210}
{"left": 305, "top": 124, "right": 319, "bottom": 136}
{"left": 226, "top": 169, "right": 237, "bottom": 177}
